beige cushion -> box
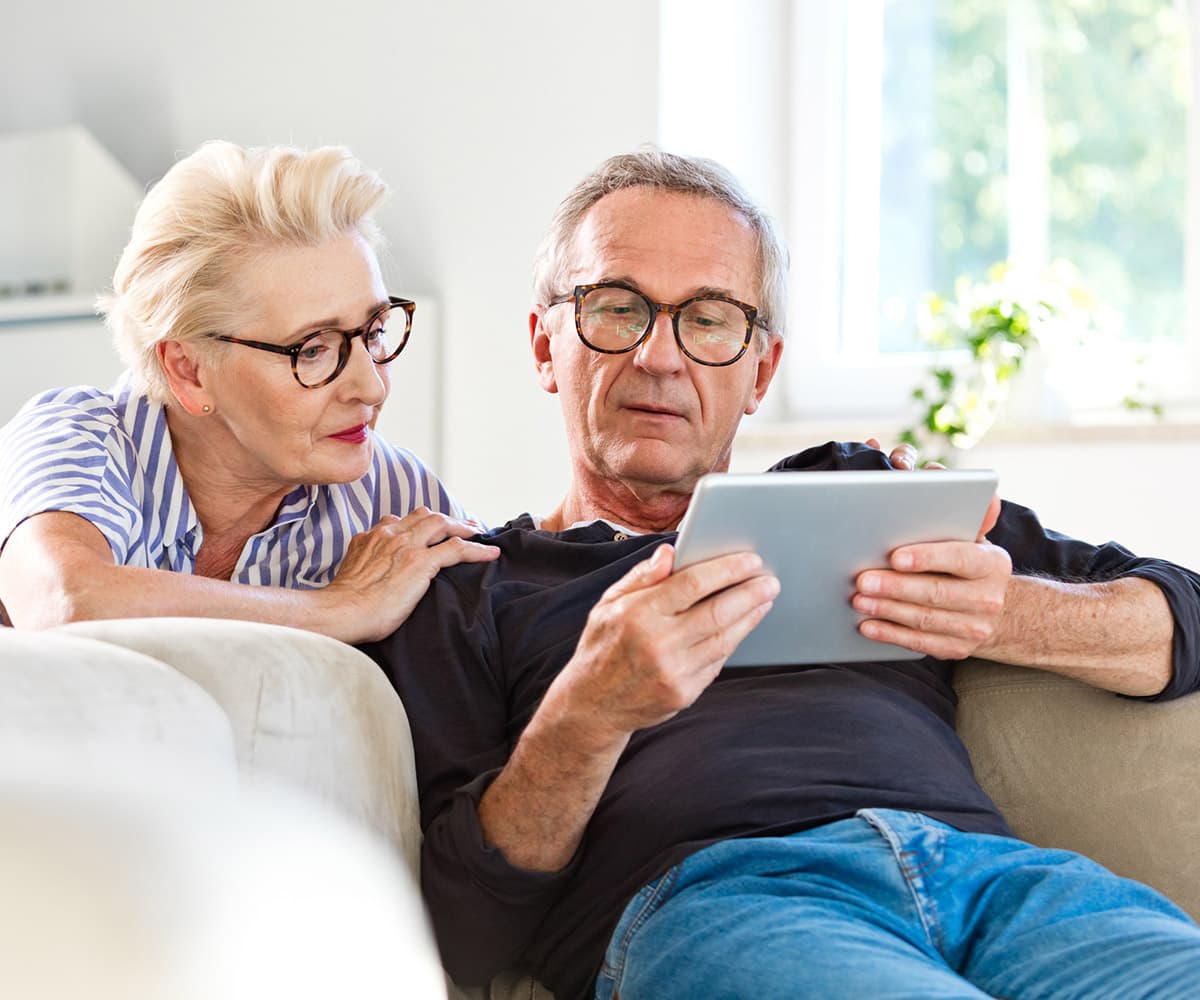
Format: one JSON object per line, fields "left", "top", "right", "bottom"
{"left": 56, "top": 617, "right": 423, "bottom": 877}
{"left": 954, "top": 659, "right": 1200, "bottom": 920}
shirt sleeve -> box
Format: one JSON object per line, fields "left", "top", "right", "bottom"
{"left": 765, "top": 445, "right": 1200, "bottom": 701}
{"left": 0, "top": 394, "right": 143, "bottom": 562}
{"left": 369, "top": 433, "right": 475, "bottom": 523}
{"left": 988, "top": 499, "right": 1200, "bottom": 701}
{"left": 360, "top": 560, "right": 574, "bottom": 986}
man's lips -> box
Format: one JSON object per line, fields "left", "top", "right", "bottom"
{"left": 329, "top": 423, "right": 369, "bottom": 443}
{"left": 621, "top": 402, "right": 686, "bottom": 419}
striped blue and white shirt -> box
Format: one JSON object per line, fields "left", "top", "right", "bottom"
{"left": 0, "top": 375, "right": 466, "bottom": 588}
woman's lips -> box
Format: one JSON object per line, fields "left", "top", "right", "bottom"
{"left": 329, "top": 423, "right": 369, "bottom": 444}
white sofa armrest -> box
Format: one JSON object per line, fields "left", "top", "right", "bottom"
{"left": 55, "top": 617, "right": 422, "bottom": 877}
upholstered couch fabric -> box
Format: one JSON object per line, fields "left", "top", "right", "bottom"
{"left": 55, "top": 617, "right": 425, "bottom": 877}
{"left": 2, "top": 620, "right": 1197, "bottom": 1000}
{"left": 954, "top": 658, "right": 1200, "bottom": 919}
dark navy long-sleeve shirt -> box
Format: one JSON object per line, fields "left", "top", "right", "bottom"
{"left": 363, "top": 443, "right": 1200, "bottom": 1000}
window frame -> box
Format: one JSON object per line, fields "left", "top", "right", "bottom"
{"left": 659, "top": 0, "right": 1200, "bottom": 423}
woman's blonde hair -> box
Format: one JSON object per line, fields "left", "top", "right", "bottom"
{"left": 99, "top": 140, "right": 388, "bottom": 403}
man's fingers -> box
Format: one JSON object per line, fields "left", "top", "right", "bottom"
{"left": 888, "top": 444, "right": 917, "bottom": 470}
{"left": 977, "top": 493, "right": 1002, "bottom": 541}
{"left": 857, "top": 617, "right": 979, "bottom": 660}
{"left": 656, "top": 551, "right": 764, "bottom": 615}
{"left": 689, "top": 595, "right": 775, "bottom": 669}
{"left": 853, "top": 594, "right": 994, "bottom": 644}
{"left": 881, "top": 539, "right": 1011, "bottom": 582}
{"left": 697, "top": 573, "right": 780, "bottom": 634}
{"left": 857, "top": 565, "right": 1007, "bottom": 614}
{"left": 601, "top": 544, "right": 676, "bottom": 602}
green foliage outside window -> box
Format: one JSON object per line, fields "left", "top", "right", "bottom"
{"left": 878, "top": 0, "right": 1189, "bottom": 354}
{"left": 898, "top": 260, "right": 1163, "bottom": 463}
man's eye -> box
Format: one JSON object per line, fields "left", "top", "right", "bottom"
{"left": 590, "top": 305, "right": 636, "bottom": 319}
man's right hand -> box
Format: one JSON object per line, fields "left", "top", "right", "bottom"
{"left": 477, "top": 543, "right": 777, "bottom": 872}
{"left": 547, "top": 544, "right": 779, "bottom": 745}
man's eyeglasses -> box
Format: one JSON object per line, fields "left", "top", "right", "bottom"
{"left": 545, "top": 282, "right": 769, "bottom": 367}
{"left": 212, "top": 296, "right": 416, "bottom": 388}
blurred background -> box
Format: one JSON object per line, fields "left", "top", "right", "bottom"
{"left": 1, "top": 0, "right": 1197, "bottom": 562}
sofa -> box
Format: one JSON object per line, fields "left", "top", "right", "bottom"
{"left": 2, "top": 617, "right": 1198, "bottom": 1000}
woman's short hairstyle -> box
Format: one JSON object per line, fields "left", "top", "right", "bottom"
{"left": 531, "top": 149, "right": 789, "bottom": 342}
{"left": 99, "top": 141, "right": 388, "bottom": 403}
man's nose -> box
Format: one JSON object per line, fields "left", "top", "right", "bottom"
{"left": 633, "top": 310, "right": 685, "bottom": 374}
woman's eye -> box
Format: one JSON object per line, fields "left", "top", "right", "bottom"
{"left": 298, "top": 343, "right": 329, "bottom": 362}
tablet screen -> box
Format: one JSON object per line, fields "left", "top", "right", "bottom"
{"left": 673, "top": 469, "right": 998, "bottom": 666}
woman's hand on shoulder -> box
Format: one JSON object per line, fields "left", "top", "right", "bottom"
{"left": 320, "top": 508, "right": 499, "bottom": 643}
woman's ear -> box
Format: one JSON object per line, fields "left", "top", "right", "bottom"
{"left": 158, "top": 341, "right": 216, "bottom": 415}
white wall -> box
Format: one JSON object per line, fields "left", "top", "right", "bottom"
{"left": 0, "top": 0, "right": 659, "bottom": 526}
{"left": 3, "top": 2, "right": 1195, "bottom": 576}
{"left": 732, "top": 419, "right": 1200, "bottom": 570}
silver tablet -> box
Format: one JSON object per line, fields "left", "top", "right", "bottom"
{"left": 673, "top": 469, "right": 999, "bottom": 666}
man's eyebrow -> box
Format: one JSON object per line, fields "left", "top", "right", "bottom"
{"left": 596, "top": 275, "right": 742, "bottom": 301}
{"left": 287, "top": 298, "right": 390, "bottom": 340}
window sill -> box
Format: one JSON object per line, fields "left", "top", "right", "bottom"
{"left": 735, "top": 407, "right": 1200, "bottom": 457}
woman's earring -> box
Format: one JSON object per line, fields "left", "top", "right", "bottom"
{"left": 202, "top": 405, "right": 211, "bottom": 414}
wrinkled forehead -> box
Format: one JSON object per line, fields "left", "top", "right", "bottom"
{"left": 563, "top": 188, "right": 760, "bottom": 296}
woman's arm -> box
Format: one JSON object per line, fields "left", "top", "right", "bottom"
{"left": 0, "top": 508, "right": 498, "bottom": 643}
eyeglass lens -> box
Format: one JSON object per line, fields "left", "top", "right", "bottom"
{"left": 578, "top": 286, "right": 748, "bottom": 364}
{"left": 294, "top": 305, "right": 400, "bottom": 387}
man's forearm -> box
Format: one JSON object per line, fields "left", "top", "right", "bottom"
{"left": 478, "top": 684, "right": 630, "bottom": 872}
{"left": 982, "top": 575, "right": 1173, "bottom": 696}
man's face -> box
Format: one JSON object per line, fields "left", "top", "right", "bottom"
{"left": 532, "top": 187, "right": 783, "bottom": 497}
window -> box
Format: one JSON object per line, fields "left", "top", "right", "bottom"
{"left": 659, "top": 0, "right": 1198, "bottom": 420}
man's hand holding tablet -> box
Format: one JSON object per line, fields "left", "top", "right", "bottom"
{"left": 673, "top": 470, "right": 1003, "bottom": 666}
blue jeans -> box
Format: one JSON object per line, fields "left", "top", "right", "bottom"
{"left": 595, "top": 810, "right": 1200, "bottom": 1000}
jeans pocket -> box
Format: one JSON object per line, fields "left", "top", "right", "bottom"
{"left": 596, "top": 863, "right": 684, "bottom": 995}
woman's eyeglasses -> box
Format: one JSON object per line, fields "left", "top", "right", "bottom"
{"left": 212, "top": 296, "right": 415, "bottom": 388}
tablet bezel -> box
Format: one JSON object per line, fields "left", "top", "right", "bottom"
{"left": 673, "top": 469, "right": 999, "bottom": 666}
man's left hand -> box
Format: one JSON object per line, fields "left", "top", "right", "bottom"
{"left": 865, "top": 437, "right": 945, "bottom": 471}
{"left": 851, "top": 495, "right": 1012, "bottom": 659}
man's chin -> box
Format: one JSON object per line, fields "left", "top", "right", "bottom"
{"left": 603, "top": 440, "right": 709, "bottom": 491}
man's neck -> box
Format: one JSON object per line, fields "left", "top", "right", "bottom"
{"left": 542, "top": 477, "right": 693, "bottom": 535}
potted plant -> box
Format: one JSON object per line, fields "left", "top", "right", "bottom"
{"left": 898, "top": 260, "right": 1161, "bottom": 463}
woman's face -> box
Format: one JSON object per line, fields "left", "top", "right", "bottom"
{"left": 202, "top": 232, "right": 394, "bottom": 489}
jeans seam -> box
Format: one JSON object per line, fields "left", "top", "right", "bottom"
{"left": 601, "top": 864, "right": 683, "bottom": 984}
{"left": 859, "top": 810, "right": 945, "bottom": 955}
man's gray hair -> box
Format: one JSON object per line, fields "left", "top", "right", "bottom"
{"left": 532, "top": 149, "right": 789, "bottom": 340}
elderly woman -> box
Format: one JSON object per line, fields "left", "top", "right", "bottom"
{"left": 0, "top": 141, "right": 496, "bottom": 641}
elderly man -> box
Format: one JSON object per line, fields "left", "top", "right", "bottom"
{"left": 364, "top": 151, "right": 1200, "bottom": 1000}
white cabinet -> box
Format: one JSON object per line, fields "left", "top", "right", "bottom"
{"left": 0, "top": 300, "right": 123, "bottom": 421}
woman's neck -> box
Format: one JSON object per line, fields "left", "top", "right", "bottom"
{"left": 165, "top": 406, "right": 294, "bottom": 543}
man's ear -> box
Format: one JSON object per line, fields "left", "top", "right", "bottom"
{"left": 744, "top": 334, "right": 785, "bottom": 416}
{"left": 530, "top": 310, "right": 559, "bottom": 395}
{"left": 158, "top": 341, "right": 216, "bottom": 416}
